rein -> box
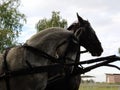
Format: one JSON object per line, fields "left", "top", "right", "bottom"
{"left": 2, "top": 44, "right": 120, "bottom": 90}
{"left": 1, "top": 45, "right": 120, "bottom": 90}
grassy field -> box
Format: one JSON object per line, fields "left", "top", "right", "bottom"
{"left": 79, "top": 83, "right": 120, "bottom": 90}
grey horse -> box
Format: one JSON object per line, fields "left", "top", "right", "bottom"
{"left": 0, "top": 27, "right": 81, "bottom": 90}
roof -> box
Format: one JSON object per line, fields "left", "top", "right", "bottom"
{"left": 106, "top": 73, "right": 120, "bottom": 75}
{"left": 81, "top": 75, "right": 95, "bottom": 78}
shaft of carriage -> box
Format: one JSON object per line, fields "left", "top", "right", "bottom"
{"left": 63, "top": 55, "right": 120, "bottom": 74}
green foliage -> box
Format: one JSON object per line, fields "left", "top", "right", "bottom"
{"left": 36, "top": 11, "right": 67, "bottom": 32}
{"left": 0, "top": 0, "right": 26, "bottom": 53}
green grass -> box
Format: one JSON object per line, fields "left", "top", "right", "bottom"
{"left": 79, "top": 83, "right": 120, "bottom": 90}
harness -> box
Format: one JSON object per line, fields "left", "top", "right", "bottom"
{"left": 1, "top": 40, "right": 120, "bottom": 90}
{"left": 1, "top": 35, "right": 85, "bottom": 90}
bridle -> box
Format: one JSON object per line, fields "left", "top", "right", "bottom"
{"left": 1, "top": 35, "right": 88, "bottom": 90}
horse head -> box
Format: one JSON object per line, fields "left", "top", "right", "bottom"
{"left": 68, "top": 13, "right": 103, "bottom": 56}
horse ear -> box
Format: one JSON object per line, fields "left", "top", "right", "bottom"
{"left": 77, "top": 13, "right": 84, "bottom": 26}
{"left": 67, "top": 24, "right": 73, "bottom": 30}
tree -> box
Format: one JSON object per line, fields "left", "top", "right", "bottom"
{"left": 0, "top": 0, "right": 26, "bottom": 53}
{"left": 36, "top": 11, "right": 67, "bottom": 32}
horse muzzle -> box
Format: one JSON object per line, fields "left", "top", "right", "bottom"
{"left": 91, "top": 49, "right": 103, "bottom": 56}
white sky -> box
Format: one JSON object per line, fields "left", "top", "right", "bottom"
{"left": 18, "top": 0, "right": 120, "bottom": 82}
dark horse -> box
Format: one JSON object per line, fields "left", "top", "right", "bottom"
{"left": 45, "top": 13, "right": 103, "bottom": 90}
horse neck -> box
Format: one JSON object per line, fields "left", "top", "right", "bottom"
{"left": 26, "top": 29, "right": 74, "bottom": 59}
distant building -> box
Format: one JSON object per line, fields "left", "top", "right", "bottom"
{"left": 106, "top": 73, "right": 120, "bottom": 83}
